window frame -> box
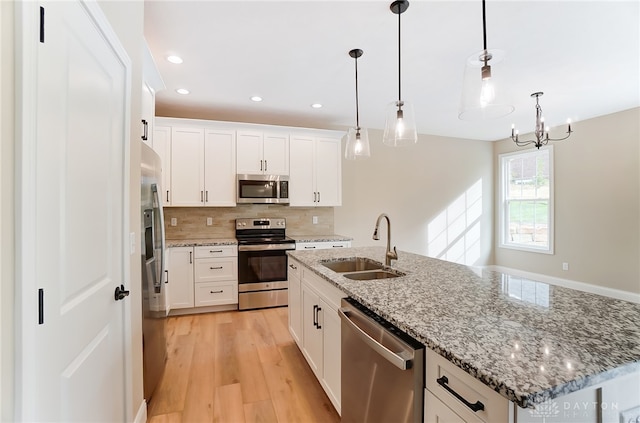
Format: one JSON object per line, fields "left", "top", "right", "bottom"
{"left": 498, "top": 146, "right": 554, "bottom": 254}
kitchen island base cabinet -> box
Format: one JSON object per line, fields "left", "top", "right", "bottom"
{"left": 425, "top": 347, "right": 640, "bottom": 423}
{"left": 288, "top": 259, "right": 344, "bottom": 415}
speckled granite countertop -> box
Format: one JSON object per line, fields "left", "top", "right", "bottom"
{"left": 290, "top": 235, "right": 353, "bottom": 243}
{"left": 166, "top": 238, "right": 237, "bottom": 248}
{"left": 288, "top": 246, "right": 640, "bottom": 409}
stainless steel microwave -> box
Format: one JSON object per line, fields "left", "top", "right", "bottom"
{"left": 237, "top": 174, "right": 289, "bottom": 204}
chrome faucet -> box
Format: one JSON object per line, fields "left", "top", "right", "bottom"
{"left": 372, "top": 213, "right": 398, "bottom": 266}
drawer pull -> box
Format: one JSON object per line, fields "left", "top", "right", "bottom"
{"left": 209, "top": 250, "right": 223, "bottom": 253}
{"left": 332, "top": 245, "right": 344, "bottom": 248}
{"left": 304, "top": 246, "right": 316, "bottom": 249}
{"left": 210, "top": 266, "right": 223, "bottom": 270}
{"left": 436, "top": 376, "right": 485, "bottom": 412}
{"left": 210, "top": 290, "right": 223, "bottom": 294}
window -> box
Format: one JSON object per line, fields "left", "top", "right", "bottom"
{"left": 499, "top": 146, "right": 553, "bottom": 254}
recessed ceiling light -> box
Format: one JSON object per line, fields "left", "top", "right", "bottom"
{"left": 311, "top": 103, "right": 323, "bottom": 109}
{"left": 250, "top": 96, "right": 263, "bottom": 102}
{"left": 176, "top": 88, "right": 190, "bottom": 95}
{"left": 167, "top": 55, "right": 183, "bottom": 64}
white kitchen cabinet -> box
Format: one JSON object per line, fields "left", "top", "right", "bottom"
{"left": 295, "top": 240, "right": 351, "bottom": 251}
{"left": 170, "top": 127, "right": 205, "bottom": 206}
{"left": 297, "top": 269, "right": 345, "bottom": 414}
{"left": 204, "top": 129, "right": 236, "bottom": 206}
{"left": 153, "top": 125, "right": 171, "bottom": 205}
{"left": 167, "top": 245, "right": 238, "bottom": 311}
{"left": 288, "top": 258, "right": 303, "bottom": 346}
{"left": 169, "top": 126, "right": 236, "bottom": 207}
{"left": 236, "top": 131, "right": 289, "bottom": 175}
{"left": 425, "top": 389, "right": 470, "bottom": 423}
{"left": 167, "top": 247, "right": 195, "bottom": 309}
{"left": 141, "top": 41, "right": 164, "bottom": 149}
{"left": 289, "top": 136, "right": 341, "bottom": 206}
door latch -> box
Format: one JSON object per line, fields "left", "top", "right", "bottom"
{"left": 114, "top": 284, "right": 130, "bottom": 301}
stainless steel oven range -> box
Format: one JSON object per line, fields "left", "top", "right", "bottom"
{"left": 236, "top": 218, "right": 296, "bottom": 310}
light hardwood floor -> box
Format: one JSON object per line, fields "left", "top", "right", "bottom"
{"left": 147, "top": 307, "right": 341, "bottom": 423}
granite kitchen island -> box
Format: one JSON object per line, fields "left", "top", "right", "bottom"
{"left": 288, "top": 246, "right": 640, "bottom": 421}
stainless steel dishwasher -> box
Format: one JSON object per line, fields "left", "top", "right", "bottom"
{"left": 339, "top": 297, "right": 425, "bottom": 423}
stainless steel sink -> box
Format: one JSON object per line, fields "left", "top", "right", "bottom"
{"left": 343, "top": 269, "right": 404, "bottom": 280}
{"left": 321, "top": 258, "right": 384, "bottom": 273}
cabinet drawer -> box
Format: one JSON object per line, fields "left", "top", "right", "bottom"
{"left": 194, "top": 282, "right": 237, "bottom": 306}
{"left": 194, "top": 257, "right": 237, "bottom": 283}
{"left": 425, "top": 349, "right": 508, "bottom": 423}
{"left": 194, "top": 245, "right": 237, "bottom": 258}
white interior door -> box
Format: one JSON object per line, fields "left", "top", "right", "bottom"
{"left": 19, "top": 1, "right": 131, "bottom": 421}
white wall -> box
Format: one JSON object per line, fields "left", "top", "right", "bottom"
{"left": 0, "top": 1, "right": 15, "bottom": 420}
{"left": 335, "top": 128, "right": 494, "bottom": 267}
{"left": 493, "top": 108, "right": 640, "bottom": 294}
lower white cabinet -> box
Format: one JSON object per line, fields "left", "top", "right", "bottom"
{"left": 425, "top": 347, "right": 640, "bottom": 423}
{"left": 287, "top": 258, "right": 302, "bottom": 346}
{"left": 167, "top": 245, "right": 237, "bottom": 312}
{"left": 167, "top": 247, "right": 195, "bottom": 309}
{"left": 289, "top": 260, "right": 345, "bottom": 415}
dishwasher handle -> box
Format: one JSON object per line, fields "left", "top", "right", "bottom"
{"left": 338, "top": 307, "right": 412, "bottom": 371}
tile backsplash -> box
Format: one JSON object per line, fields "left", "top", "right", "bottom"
{"left": 164, "top": 205, "right": 334, "bottom": 239}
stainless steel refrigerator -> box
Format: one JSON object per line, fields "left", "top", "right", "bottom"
{"left": 141, "top": 143, "right": 167, "bottom": 402}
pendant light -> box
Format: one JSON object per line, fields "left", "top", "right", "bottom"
{"left": 459, "top": 0, "right": 514, "bottom": 121}
{"left": 345, "top": 49, "right": 370, "bottom": 160}
{"left": 383, "top": 0, "right": 417, "bottom": 146}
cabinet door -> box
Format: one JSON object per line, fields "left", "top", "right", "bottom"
{"left": 141, "top": 81, "right": 154, "bottom": 148}
{"left": 204, "top": 129, "right": 236, "bottom": 206}
{"left": 168, "top": 247, "right": 194, "bottom": 309}
{"left": 289, "top": 136, "right": 316, "bottom": 206}
{"left": 321, "top": 299, "right": 341, "bottom": 413}
{"left": 263, "top": 133, "right": 289, "bottom": 175}
{"left": 171, "top": 127, "right": 205, "bottom": 206}
{"left": 425, "top": 389, "right": 468, "bottom": 423}
{"left": 236, "top": 131, "right": 264, "bottom": 174}
{"left": 302, "top": 283, "right": 323, "bottom": 378}
{"left": 288, "top": 261, "right": 302, "bottom": 346}
{"left": 315, "top": 138, "right": 342, "bottom": 206}
{"left": 153, "top": 126, "right": 171, "bottom": 205}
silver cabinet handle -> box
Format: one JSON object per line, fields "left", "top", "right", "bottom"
{"left": 265, "top": 160, "right": 268, "bottom": 171}
{"left": 209, "top": 266, "right": 223, "bottom": 270}
{"left": 338, "top": 307, "right": 412, "bottom": 370}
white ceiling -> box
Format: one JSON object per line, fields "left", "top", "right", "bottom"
{"left": 144, "top": 1, "right": 640, "bottom": 141}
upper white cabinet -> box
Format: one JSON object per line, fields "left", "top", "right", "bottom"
{"left": 169, "top": 126, "right": 236, "bottom": 207}
{"left": 237, "top": 131, "right": 289, "bottom": 175}
{"left": 141, "top": 40, "right": 165, "bottom": 149}
{"left": 289, "top": 136, "right": 342, "bottom": 207}
{"left": 153, "top": 126, "right": 171, "bottom": 205}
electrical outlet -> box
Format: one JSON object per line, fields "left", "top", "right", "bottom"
{"left": 206, "top": 217, "right": 213, "bottom": 226}
{"left": 312, "top": 216, "right": 318, "bottom": 224}
{"left": 170, "top": 217, "right": 177, "bottom": 227}
{"left": 562, "top": 262, "right": 569, "bottom": 271}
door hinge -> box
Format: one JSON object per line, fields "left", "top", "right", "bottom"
{"left": 38, "top": 288, "right": 44, "bottom": 324}
{"left": 39, "top": 7, "right": 45, "bottom": 43}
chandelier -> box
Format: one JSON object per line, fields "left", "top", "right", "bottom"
{"left": 511, "top": 92, "right": 573, "bottom": 149}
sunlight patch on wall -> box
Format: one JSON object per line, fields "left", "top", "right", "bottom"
{"left": 427, "top": 179, "right": 482, "bottom": 265}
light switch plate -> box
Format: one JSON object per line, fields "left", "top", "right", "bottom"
{"left": 207, "top": 217, "right": 213, "bottom": 226}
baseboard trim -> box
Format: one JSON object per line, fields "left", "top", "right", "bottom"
{"left": 487, "top": 265, "right": 640, "bottom": 304}
{"left": 133, "top": 399, "right": 147, "bottom": 423}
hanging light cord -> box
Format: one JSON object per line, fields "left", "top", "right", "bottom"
{"left": 355, "top": 54, "right": 360, "bottom": 130}
{"left": 482, "top": 0, "right": 487, "bottom": 51}
{"left": 397, "top": 7, "right": 402, "bottom": 105}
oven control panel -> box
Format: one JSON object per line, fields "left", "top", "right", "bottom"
{"left": 236, "top": 217, "right": 286, "bottom": 230}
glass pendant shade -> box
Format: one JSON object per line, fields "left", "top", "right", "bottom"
{"left": 459, "top": 49, "right": 514, "bottom": 120}
{"left": 344, "top": 127, "right": 370, "bottom": 160}
{"left": 383, "top": 100, "right": 417, "bottom": 146}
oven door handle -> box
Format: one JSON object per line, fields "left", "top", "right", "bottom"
{"left": 238, "top": 244, "right": 296, "bottom": 252}
{"left": 338, "top": 307, "right": 413, "bottom": 371}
